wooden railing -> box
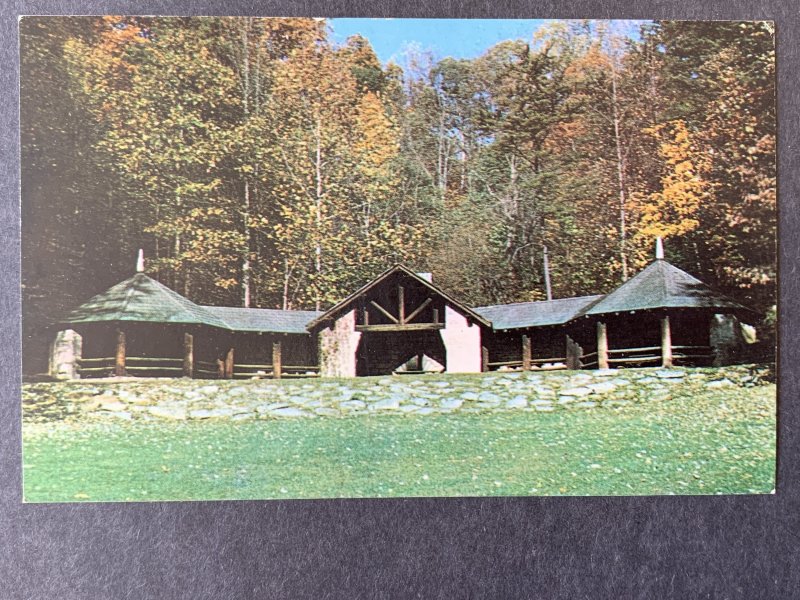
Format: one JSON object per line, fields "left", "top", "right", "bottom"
{"left": 78, "top": 356, "right": 184, "bottom": 376}
{"left": 485, "top": 343, "right": 715, "bottom": 373}
{"left": 580, "top": 351, "right": 598, "bottom": 369}
{"left": 76, "top": 356, "right": 115, "bottom": 377}
{"left": 195, "top": 360, "right": 221, "bottom": 378}
{"left": 486, "top": 356, "right": 568, "bottom": 371}
{"left": 232, "top": 364, "right": 320, "bottom": 379}
{"left": 606, "top": 345, "right": 662, "bottom": 367}
{"left": 605, "top": 345, "right": 714, "bottom": 367}
{"left": 79, "top": 356, "right": 322, "bottom": 379}
{"left": 672, "top": 345, "right": 714, "bottom": 366}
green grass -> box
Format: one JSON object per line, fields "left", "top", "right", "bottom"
{"left": 22, "top": 384, "right": 775, "bottom": 502}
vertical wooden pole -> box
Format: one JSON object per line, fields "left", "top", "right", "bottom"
{"left": 661, "top": 315, "right": 673, "bottom": 368}
{"left": 273, "top": 340, "right": 282, "bottom": 379}
{"left": 481, "top": 346, "right": 489, "bottom": 372}
{"left": 183, "top": 332, "right": 194, "bottom": 378}
{"left": 433, "top": 308, "right": 439, "bottom": 325}
{"left": 597, "top": 322, "right": 609, "bottom": 370}
{"left": 522, "top": 334, "right": 532, "bottom": 371}
{"left": 398, "top": 285, "right": 405, "bottom": 324}
{"left": 364, "top": 309, "right": 369, "bottom": 326}
{"left": 115, "top": 329, "right": 126, "bottom": 377}
{"left": 225, "top": 347, "right": 234, "bottom": 379}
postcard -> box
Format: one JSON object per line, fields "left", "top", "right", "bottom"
{"left": 20, "top": 17, "right": 776, "bottom": 501}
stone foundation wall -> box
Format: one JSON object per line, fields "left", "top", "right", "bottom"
{"left": 22, "top": 364, "right": 773, "bottom": 423}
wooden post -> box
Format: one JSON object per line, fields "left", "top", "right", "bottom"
{"left": 183, "top": 332, "right": 194, "bottom": 378}
{"left": 272, "top": 340, "right": 282, "bottom": 379}
{"left": 661, "top": 315, "right": 673, "bottom": 368}
{"left": 597, "top": 322, "right": 609, "bottom": 369}
{"left": 115, "top": 329, "right": 126, "bottom": 377}
{"left": 224, "top": 347, "right": 234, "bottom": 379}
{"left": 522, "top": 334, "right": 532, "bottom": 371}
{"left": 398, "top": 285, "right": 405, "bottom": 324}
{"left": 364, "top": 309, "right": 369, "bottom": 326}
{"left": 481, "top": 346, "right": 489, "bottom": 372}
{"left": 433, "top": 308, "right": 439, "bottom": 325}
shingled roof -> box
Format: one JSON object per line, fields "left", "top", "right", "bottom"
{"left": 203, "top": 306, "right": 321, "bottom": 334}
{"left": 61, "top": 273, "right": 319, "bottom": 333}
{"left": 474, "top": 295, "right": 604, "bottom": 330}
{"left": 581, "top": 259, "right": 748, "bottom": 317}
{"left": 61, "top": 258, "right": 750, "bottom": 334}
{"left": 61, "top": 273, "right": 228, "bottom": 328}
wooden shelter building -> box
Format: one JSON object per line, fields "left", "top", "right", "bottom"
{"left": 51, "top": 250, "right": 755, "bottom": 380}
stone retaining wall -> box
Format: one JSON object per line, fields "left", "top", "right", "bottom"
{"left": 22, "top": 364, "right": 774, "bottom": 424}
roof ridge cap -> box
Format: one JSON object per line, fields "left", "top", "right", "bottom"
{"left": 120, "top": 272, "right": 145, "bottom": 316}
{"left": 149, "top": 275, "right": 222, "bottom": 326}
{"left": 475, "top": 294, "right": 603, "bottom": 310}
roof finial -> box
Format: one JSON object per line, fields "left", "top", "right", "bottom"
{"left": 136, "top": 249, "right": 145, "bottom": 272}
{"left": 655, "top": 237, "right": 664, "bottom": 260}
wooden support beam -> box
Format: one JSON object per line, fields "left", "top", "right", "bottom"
{"left": 481, "top": 346, "right": 489, "bottom": 372}
{"left": 405, "top": 297, "right": 433, "bottom": 324}
{"left": 115, "top": 329, "right": 126, "bottom": 377}
{"left": 398, "top": 285, "right": 405, "bottom": 324}
{"left": 433, "top": 308, "right": 439, "bottom": 324}
{"left": 273, "top": 340, "right": 282, "bottom": 380}
{"left": 355, "top": 323, "right": 445, "bottom": 333}
{"left": 597, "top": 322, "right": 609, "bottom": 370}
{"left": 224, "top": 347, "right": 234, "bottom": 379}
{"left": 363, "top": 309, "right": 369, "bottom": 326}
{"left": 183, "top": 333, "right": 194, "bottom": 378}
{"left": 661, "top": 315, "right": 673, "bottom": 368}
{"left": 522, "top": 334, "right": 532, "bottom": 371}
{"left": 369, "top": 300, "right": 399, "bottom": 324}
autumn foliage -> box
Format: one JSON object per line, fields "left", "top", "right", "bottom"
{"left": 21, "top": 17, "right": 776, "bottom": 372}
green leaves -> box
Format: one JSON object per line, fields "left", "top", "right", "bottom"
{"left": 21, "top": 18, "right": 775, "bottom": 338}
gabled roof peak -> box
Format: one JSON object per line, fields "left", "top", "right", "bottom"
{"left": 306, "top": 263, "right": 491, "bottom": 330}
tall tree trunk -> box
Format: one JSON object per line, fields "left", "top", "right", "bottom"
{"left": 242, "top": 179, "right": 251, "bottom": 307}
{"left": 543, "top": 244, "right": 553, "bottom": 300}
{"left": 610, "top": 52, "right": 629, "bottom": 282}
{"left": 241, "top": 22, "right": 252, "bottom": 307}
{"left": 314, "top": 116, "right": 323, "bottom": 311}
{"left": 173, "top": 192, "right": 182, "bottom": 292}
{"left": 282, "top": 258, "right": 292, "bottom": 311}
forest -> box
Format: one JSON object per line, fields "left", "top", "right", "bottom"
{"left": 20, "top": 17, "right": 776, "bottom": 373}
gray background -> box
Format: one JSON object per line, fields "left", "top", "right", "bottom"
{"left": 2, "top": 1, "right": 797, "bottom": 598}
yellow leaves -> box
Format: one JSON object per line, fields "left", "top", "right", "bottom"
{"left": 633, "top": 119, "right": 711, "bottom": 241}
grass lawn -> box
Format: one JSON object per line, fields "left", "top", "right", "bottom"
{"left": 22, "top": 383, "right": 775, "bottom": 502}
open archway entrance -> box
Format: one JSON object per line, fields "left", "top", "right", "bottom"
{"left": 356, "top": 329, "right": 446, "bottom": 376}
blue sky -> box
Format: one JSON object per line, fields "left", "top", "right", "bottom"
{"left": 328, "top": 19, "right": 646, "bottom": 65}
{"left": 329, "top": 19, "right": 549, "bottom": 65}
